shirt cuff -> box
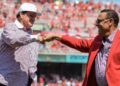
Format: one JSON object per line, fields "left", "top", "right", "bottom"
{"left": 30, "top": 34, "right": 39, "bottom": 40}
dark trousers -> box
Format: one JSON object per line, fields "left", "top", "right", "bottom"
{"left": 27, "top": 76, "right": 33, "bottom": 86}
{"left": 0, "top": 77, "right": 32, "bottom": 86}
{"left": 0, "top": 83, "right": 6, "bottom": 86}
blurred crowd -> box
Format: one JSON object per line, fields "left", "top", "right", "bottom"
{"left": 34, "top": 63, "right": 84, "bottom": 86}
{"left": 1, "top": 0, "right": 120, "bottom": 35}
{"left": 34, "top": 73, "right": 83, "bottom": 86}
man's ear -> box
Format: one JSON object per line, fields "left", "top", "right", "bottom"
{"left": 109, "top": 18, "right": 114, "bottom": 26}
{"left": 110, "top": 18, "right": 113, "bottom": 23}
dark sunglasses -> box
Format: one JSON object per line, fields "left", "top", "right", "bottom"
{"left": 96, "top": 18, "right": 113, "bottom": 25}
{"left": 96, "top": 19, "right": 107, "bottom": 25}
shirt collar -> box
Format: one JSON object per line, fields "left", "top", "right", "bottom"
{"left": 14, "top": 19, "right": 24, "bottom": 29}
{"left": 108, "top": 29, "right": 117, "bottom": 42}
{"left": 102, "top": 29, "right": 117, "bottom": 44}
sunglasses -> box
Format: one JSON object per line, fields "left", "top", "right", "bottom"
{"left": 96, "top": 19, "right": 107, "bottom": 25}
{"left": 96, "top": 18, "right": 112, "bottom": 25}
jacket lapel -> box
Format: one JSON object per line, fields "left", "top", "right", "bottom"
{"left": 106, "top": 29, "right": 120, "bottom": 71}
{"left": 86, "top": 36, "right": 102, "bottom": 76}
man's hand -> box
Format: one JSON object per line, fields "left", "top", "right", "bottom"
{"left": 37, "top": 34, "right": 45, "bottom": 44}
{"left": 43, "top": 32, "right": 62, "bottom": 42}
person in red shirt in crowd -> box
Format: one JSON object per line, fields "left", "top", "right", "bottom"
{"left": 42, "top": 9, "right": 120, "bottom": 86}
{"left": 0, "top": 18, "right": 5, "bottom": 28}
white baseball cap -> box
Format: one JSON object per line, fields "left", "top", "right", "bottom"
{"left": 18, "top": 3, "right": 41, "bottom": 15}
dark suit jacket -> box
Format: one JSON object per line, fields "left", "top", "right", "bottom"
{"left": 60, "top": 29, "right": 120, "bottom": 86}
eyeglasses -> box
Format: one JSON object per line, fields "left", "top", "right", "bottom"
{"left": 96, "top": 18, "right": 111, "bottom": 25}
{"left": 96, "top": 19, "right": 107, "bottom": 25}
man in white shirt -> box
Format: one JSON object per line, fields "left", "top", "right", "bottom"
{"left": 0, "top": 3, "right": 42, "bottom": 86}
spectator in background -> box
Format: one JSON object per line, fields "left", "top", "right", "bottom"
{"left": 0, "top": 18, "right": 5, "bottom": 28}
{"left": 0, "top": 3, "right": 42, "bottom": 86}
{"left": 43, "top": 9, "right": 120, "bottom": 86}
